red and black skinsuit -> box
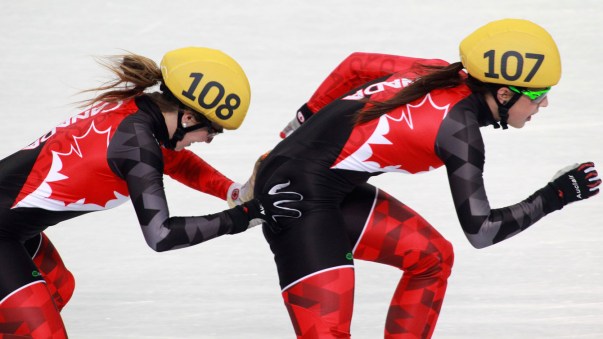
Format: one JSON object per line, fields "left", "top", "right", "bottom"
{"left": 0, "top": 96, "right": 241, "bottom": 338}
{"left": 255, "top": 53, "right": 563, "bottom": 338}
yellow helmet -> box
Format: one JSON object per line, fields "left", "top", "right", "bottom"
{"left": 161, "top": 47, "right": 250, "bottom": 130}
{"left": 459, "top": 19, "right": 561, "bottom": 88}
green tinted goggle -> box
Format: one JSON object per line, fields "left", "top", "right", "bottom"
{"left": 508, "top": 86, "right": 551, "bottom": 104}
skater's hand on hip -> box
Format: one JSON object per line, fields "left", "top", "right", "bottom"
{"left": 227, "top": 151, "right": 271, "bottom": 208}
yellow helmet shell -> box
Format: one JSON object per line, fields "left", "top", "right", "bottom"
{"left": 460, "top": 19, "right": 561, "bottom": 88}
{"left": 161, "top": 47, "right": 250, "bottom": 130}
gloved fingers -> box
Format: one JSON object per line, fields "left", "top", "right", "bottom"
{"left": 577, "top": 162, "right": 601, "bottom": 192}
{"left": 551, "top": 163, "right": 579, "bottom": 180}
{"left": 280, "top": 103, "right": 314, "bottom": 138}
{"left": 577, "top": 162, "right": 595, "bottom": 172}
{"left": 248, "top": 218, "right": 264, "bottom": 229}
{"left": 279, "top": 118, "right": 301, "bottom": 139}
{"left": 227, "top": 182, "right": 243, "bottom": 208}
{"left": 230, "top": 150, "right": 273, "bottom": 208}
{"left": 586, "top": 171, "right": 601, "bottom": 184}
{"left": 587, "top": 174, "right": 601, "bottom": 192}
{"left": 239, "top": 181, "right": 254, "bottom": 201}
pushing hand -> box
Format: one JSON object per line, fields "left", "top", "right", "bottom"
{"left": 244, "top": 181, "right": 303, "bottom": 233}
{"left": 227, "top": 151, "right": 271, "bottom": 208}
{"left": 227, "top": 182, "right": 253, "bottom": 208}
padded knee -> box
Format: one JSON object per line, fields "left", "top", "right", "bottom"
{"left": 31, "top": 234, "right": 75, "bottom": 311}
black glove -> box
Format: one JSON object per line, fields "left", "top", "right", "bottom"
{"left": 226, "top": 180, "right": 303, "bottom": 235}
{"left": 279, "top": 103, "right": 314, "bottom": 139}
{"left": 548, "top": 162, "right": 601, "bottom": 207}
{"left": 246, "top": 181, "right": 303, "bottom": 233}
{"left": 226, "top": 203, "right": 260, "bottom": 235}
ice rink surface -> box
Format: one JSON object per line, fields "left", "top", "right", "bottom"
{"left": 1, "top": 1, "right": 602, "bottom": 338}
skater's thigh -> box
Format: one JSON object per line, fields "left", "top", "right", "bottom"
{"left": 0, "top": 238, "right": 44, "bottom": 301}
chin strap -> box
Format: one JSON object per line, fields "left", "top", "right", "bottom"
{"left": 489, "top": 87, "right": 521, "bottom": 130}
{"left": 164, "top": 107, "right": 210, "bottom": 149}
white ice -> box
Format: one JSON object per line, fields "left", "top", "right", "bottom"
{"left": 1, "top": 1, "right": 602, "bottom": 338}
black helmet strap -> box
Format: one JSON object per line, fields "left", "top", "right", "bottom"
{"left": 489, "top": 86, "right": 521, "bottom": 130}
{"left": 164, "top": 106, "right": 211, "bottom": 149}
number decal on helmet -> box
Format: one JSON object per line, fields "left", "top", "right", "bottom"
{"left": 181, "top": 73, "right": 203, "bottom": 101}
{"left": 483, "top": 50, "right": 545, "bottom": 83}
{"left": 216, "top": 93, "right": 240, "bottom": 119}
{"left": 459, "top": 19, "right": 561, "bottom": 88}
{"left": 180, "top": 72, "right": 241, "bottom": 120}
{"left": 198, "top": 81, "right": 225, "bottom": 109}
{"left": 161, "top": 47, "right": 251, "bottom": 129}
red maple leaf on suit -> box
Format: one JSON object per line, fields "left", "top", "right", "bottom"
{"left": 46, "top": 122, "right": 128, "bottom": 207}
{"left": 363, "top": 94, "right": 449, "bottom": 173}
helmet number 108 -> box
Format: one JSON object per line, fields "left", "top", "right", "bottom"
{"left": 483, "top": 50, "right": 545, "bottom": 83}
{"left": 181, "top": 72, "right": 241, "bottom": 120}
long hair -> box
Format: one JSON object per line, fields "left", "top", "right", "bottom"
{"left": 79, "top": 53, "right": 176, "bottom": 111}
{"left": 355, "top": 62, "right": 466, "bottom": 124}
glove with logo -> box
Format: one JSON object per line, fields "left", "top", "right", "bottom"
{"left": 226, "top": 180, "right": 303, "bottom": 234}
{"left": 547, "top": 162, "right": 601, "bottom": 209}
{"left": 226, "top": 181, "right": 264, "bottom": 231}
{"left": 279, "top": 103, "right": 314, "bottom": 139}
{"left": 226, "top": 182, "right": 253, "bottom": 208}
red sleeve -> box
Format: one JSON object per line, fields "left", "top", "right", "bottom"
{"left": 161, "top": 148, "right": 233, "bottom": 200}
{"left": 306, "top": 52, "right": 448, "bottom": 113}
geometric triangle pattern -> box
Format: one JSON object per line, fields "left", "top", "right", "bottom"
{"left": 109, "top": 114, "right": 229, "bottom": 252}
{"left": 0, "top": 281, "right": 67, "bottom": 338}
{"left": 354, "top": 189, "right": 454, "bottom": 338}
{"left": 282, "top": 267, "right": 355, "bottom": 338}
{"left": 434, "top": 98, "right": 550, "bottom": 248}
{"left": 31, "top": 233, "right": 75, "bottom": 312}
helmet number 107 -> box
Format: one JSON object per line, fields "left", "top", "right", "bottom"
{"left": 181, "top": 72, "right": 241, "bottom": 120}
{"left": 483, "top": 50, "right": 545, "bottom": 83}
